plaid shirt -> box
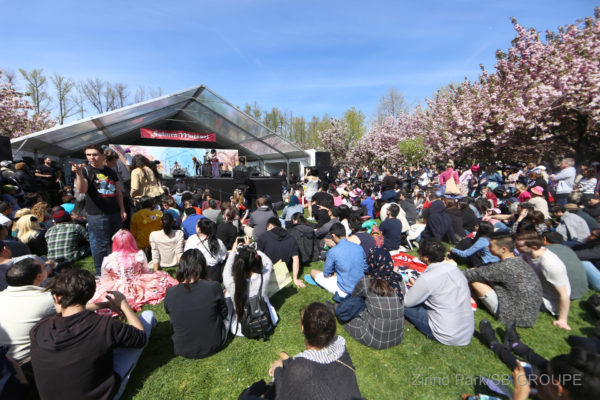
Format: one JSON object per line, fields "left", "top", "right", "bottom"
{"left": 46, "top": 222, "right": 89, "bottom": 262}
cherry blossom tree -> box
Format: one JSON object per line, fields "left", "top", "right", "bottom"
{"left": 0, "top": 69, "right": 55, "bottom": 138}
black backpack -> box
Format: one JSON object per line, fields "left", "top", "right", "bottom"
{"left": 240, "top": 274, "right": 274, "bottom": 340}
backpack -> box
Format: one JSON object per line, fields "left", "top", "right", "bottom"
{"left": 240, "top": 274, "right": 274, "bottom": 340}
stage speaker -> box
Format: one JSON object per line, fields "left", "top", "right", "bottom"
{"left": 201, "top": 163, "right": 211, "bottom": 177}
{"left": 0, "top": 136, "right": 13, "bottom": 161}
{"left": 315, "top": 152, "right": 330, "bottom": 167}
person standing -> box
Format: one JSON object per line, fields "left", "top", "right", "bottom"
{"left": 70, "top": 144, "right": 127, "bottom": 276}
{"left": 130, "top": 155, "right": 164, "bottom": 205}
{"left": 35, "top": 157, "right": 58, "bottom": 205}
{"left": 232, "top": 156, "right": 251, "bottom": 194}
{"left": 550, "top": 158, "right": 576, "bottom": 206}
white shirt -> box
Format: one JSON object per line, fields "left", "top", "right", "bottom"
{"left": 522, "top": 248, "right": 571, "bottom": 315}
{"left": 0, "top": 285, "right": 55, "bottom": 361}
{"left": 184, "top": 235, "right": 227, "bottom": 267}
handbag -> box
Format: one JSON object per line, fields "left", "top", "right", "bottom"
{"left": 267, "top": 260, "right": 292, "bottom": 298}
{"left": 445, "top": 176, "right": 461, "bottom": 195}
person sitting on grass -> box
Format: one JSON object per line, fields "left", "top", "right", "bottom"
{"left": 515, "top": 231, "right": 572, "bottom": 330}
{"left": 542, "top": 231, "right": 589, "bottom": 300}
{"left": 130, "top": 196, "right": 163, "bottom": 257}
{"left": 463, "top": 234, "right": 542, "bottom": 327}
{"left": 551, "top": 204, "right": 590, "bottom": 247}
{"left": 184, "top": 218, "right": 228, "bottom": 283}
{"left": 257, "top": 217, "right": 305, "bottom": 288}
{"left": 164, "top": 249, "right": 228, "bottom": 359}
{"left": 223, "top": 243, "right": 277, "bottom": 337}
{"left": 149, "top": 212, "right": 184, "bottom": 271}
{"left": 573, "top": 228, "right": 600, "bottom": 292}
{"left": 343, "top": 248, "right": 405, "bottom": 350}
{"left": 379, "top": 203, "right": 404, "bottom": 252}
{"left": 309, "top": 223, "right": 367, "bottom": 299}
{"left": 90, "top": 229, "right": 178, "bottom": 313}
{"left": 449, "top": 221, "right": 500, "bottom": 267}
{"left": 45, "top": 209, "right": 89, "bottom": 263}
{"left": 265, "top": 302, "right": 363, "bottom": 400}
{"left": 421, "top": 199, "right": 457, "bottom": 244}
{"left": 477, "top": 319, "right": 600, "bottom": 400}
{"left": 30, "top": 269, "right": 156, "bottom": 400}
{"left": 403, "top": 238, "right": 474, "bottom": 346}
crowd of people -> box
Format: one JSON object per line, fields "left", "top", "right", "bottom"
{"left": 0, "top": 148, "right": 599, "bottom": 399}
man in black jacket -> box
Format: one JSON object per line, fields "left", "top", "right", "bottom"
{"left": 257, "top": 217, "right": 305, "bottom": 288}
{"left": 233, "top": 156, "right": 251, "bottom": 194}
{"left": 30, "top": 269, "right": 155, "bottom": 400}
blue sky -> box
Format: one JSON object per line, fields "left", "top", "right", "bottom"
{"left": 0, "top": 1, "right": 595, "bottom": 122}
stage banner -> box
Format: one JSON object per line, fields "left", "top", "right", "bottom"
{"left": 109, "top": 144, "right": 238, "bottom": 177}
{"left": 140, "top": 128, "right": 216, "bottom": 142}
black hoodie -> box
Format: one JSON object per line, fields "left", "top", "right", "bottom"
{"left": 287, "top": 222, "right": 320, "bottom": 264}
{"left": 256, "top": 226, "right": 300, "bottom": 271}
{"left": 30, "top": 310, "right": 146, "bottom": 400}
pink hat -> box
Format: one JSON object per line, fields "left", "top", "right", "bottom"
{"left": 471, "top": 164, "right": 480, "bottom": 172}
{"left": 531, "top": 186, "right": 544, "bottom": 196}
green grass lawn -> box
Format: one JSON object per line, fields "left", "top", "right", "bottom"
{"left": 74, "top": 253, "right": 598, "bottom": 400}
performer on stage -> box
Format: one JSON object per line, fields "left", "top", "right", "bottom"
{"left": 206, "top": 149, "right": 221, "bottom": 178}
{"left": 192, "top": 156, "right": 201, "bottom": 176}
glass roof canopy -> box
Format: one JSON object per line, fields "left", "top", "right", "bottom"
{"left": 11, "top": 86, "right": 308, "bottom": 162}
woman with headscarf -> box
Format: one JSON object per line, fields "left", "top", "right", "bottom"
{"left": 342, "top": 248, "right": 405, "bottom": 350}
{"left": 280, "top": 195, "right": 303, "bottom": 227}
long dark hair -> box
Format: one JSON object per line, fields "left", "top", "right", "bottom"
{"left": 475, "top": 220, "right": 494, "bottom": 240}
{"left": 198, "top": 218, "right": 220, "bottom": 255}
{"left": 176, "top": 249, "right": 207, "bottom": 292}
{"left": 233, "top": 246, "right": 263, "bottom": 321}
{"left": 131, "top": 154, "right": 159, "bottom": 180}
{"left": 162, "top": 212, "right": 175, "bottom": 236}
{"left": 291, "top": 212, "right": 307, "bottom": 225}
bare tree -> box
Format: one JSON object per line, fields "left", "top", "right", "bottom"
{"left": 374, "top": 87, "right": 408, "bottom": 124}
{"left": 71, "top": 81, "right": 87, "bottom": 119}
{"left": 113, "top": 82, "right": 129, "bottom": 108}
{"left": 82, "top": 78, "right": 105, "bottom": 113}
{"left": 103, "top": 82, "right": 117, "bottom": 111}
{"left": 1, "top": 69, "right": 17, "bottom": 86}
{"left": 149, "top": 87, "right": 163, "bottom": 99}
{"left": 18, "top": 68, "right": 51, "bottom": 113}
{"left": 51, "top": 73, "right": 75, "bottom": 124}
{"left": 134, "top": 85, "right": 146, "bottom": 103}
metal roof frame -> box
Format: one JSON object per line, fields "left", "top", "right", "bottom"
{"left": 11, "top": 85, "right": 308, "bottom": 163}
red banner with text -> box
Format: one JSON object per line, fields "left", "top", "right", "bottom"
{"left": 140, "top": 128, "right": 216, "bottom": 142}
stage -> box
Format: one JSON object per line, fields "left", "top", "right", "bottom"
{"left": 162, "top": 176, "right": 284, "bottom": 208}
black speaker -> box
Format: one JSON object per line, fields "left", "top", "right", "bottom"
{"left": 201, "top": 163, "right": 211, "bottom": 177}
{"left": 0, "top": 136, "right": 13, "bottom": 161}
{"left": 315, "top": 152, "right": 330, "bottom": 167}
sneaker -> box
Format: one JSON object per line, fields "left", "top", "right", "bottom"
{"left": 479, "top": 319, "right": 499, "bottom": 348}
{"left": 503, "top": 320, "right": 521, "bottom": 348}
{"left": 304, "top": 274, "right": 318, "bottom": 286}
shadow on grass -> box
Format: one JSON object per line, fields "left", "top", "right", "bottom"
{"left": 270, "top": 285, "right": 299, "bottom": 310}
{"left": 123, "top": 321, "right": 176, "bottom": 397}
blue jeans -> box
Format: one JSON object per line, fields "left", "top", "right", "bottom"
{"left": 582, "top": 261, "right": 600, "bottom": 291}
{"left": 404, "top": 305, "right": 434, "bottom": 339}
{"left": 113, "top": 311, "right": 156, "bottom": 400}
{"left": 87, "top": 212, "right": 122, "bottom": 274}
